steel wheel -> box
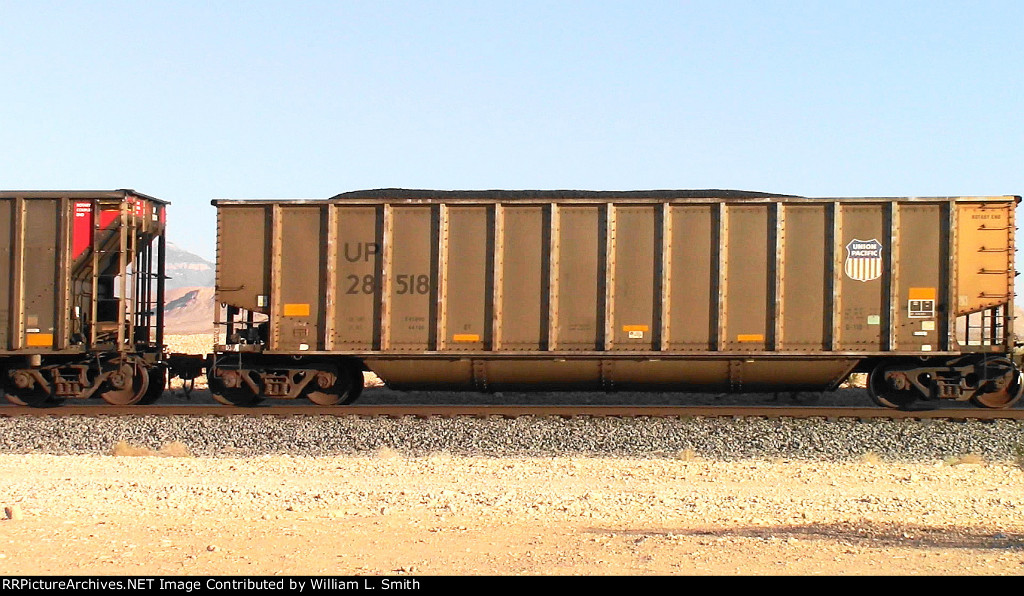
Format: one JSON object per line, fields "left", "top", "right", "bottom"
{"left": 138, "top": 366, "right": 167, "bottom": 405}
{"left": 100, "top": 363, "right": 150, "bottom": 405}
{"left": 6, "top": 385, "right": 53, "bottom": 407}
{"left": 307, "top": 365, "right": 363, "bottom": 406}
{"left": 5, "top": 370, "right": 57, "bottom": 407}
{"left": 209, "top": 370, "right": 262, "bottom": 406}
{"left": 867, "top": 362, "right": 920, "bottom": 410}
{"left": 4, "top": 389, "right": 28, "bottom": 406}
{"left": 970, "top": 359, "right": 1024, "bottom": 409}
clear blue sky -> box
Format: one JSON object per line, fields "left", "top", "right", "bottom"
{"left": 1, "top": 1, "right": 1022, "bottom": 262}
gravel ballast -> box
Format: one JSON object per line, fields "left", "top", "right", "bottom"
{"left": 0, "top": 414, "right": 1021, "bottom": 462}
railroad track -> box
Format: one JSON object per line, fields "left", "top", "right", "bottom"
{"left": 1, "top": 404, "right": 1022, "bottom": 420}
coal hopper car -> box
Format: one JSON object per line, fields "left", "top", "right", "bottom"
{"left": 0, "top": 190, "right": 170, "bottom": 406}
{"left": 209, "top": 190, "right": 1021, "bottom": 410}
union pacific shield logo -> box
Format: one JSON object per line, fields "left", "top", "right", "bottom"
{"left": 844, "top": 239, "right": 883, "bottom": 282}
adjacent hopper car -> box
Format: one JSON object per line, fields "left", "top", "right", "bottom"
{"left": 211, "top": 189, "right": 1022, "bottom": 410}
{"left": 0, "top": 189, "right": 1019, "bottom": 409}
{"left": 0, "top": 190, "right": 170, "bottom": 406}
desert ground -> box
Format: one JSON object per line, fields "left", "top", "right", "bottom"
{"left": 0, "top": 334, "right": 1020, "bottom": 576}
{"left": 0, "top": 450, "right": 1022, "bottom": 576}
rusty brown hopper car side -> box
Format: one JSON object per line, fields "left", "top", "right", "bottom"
{"left": 211, "top": 190, "right": 1021, "bottom": 409}
{"left": 0, "top": 190, "right": 169, "bottom": 406}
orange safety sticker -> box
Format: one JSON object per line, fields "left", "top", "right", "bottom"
{"left": 25, "top": 333, "right": 53, "bottom": 347}
{"left": 908, "top": 287, "right": 936, "bottom": 300}
{"left": 622, "top": 325, "right": 649, "bottom": 332}
{"left": 283, "top": 303, "right": 310, "bottom": 317}
{"left": 453, "top": 334, "right": 480, "bottom": 342}
{"left": 737, "top": 334, "right": 764, "bottom": 343}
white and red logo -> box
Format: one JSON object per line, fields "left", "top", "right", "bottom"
{"left": 844, "top": 238, "right": 883, "bottom": 282}
{"left": 71, "top": 200, "right": 94, "bottom": 259}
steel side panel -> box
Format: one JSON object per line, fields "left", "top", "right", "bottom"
{"left": 668, "top": 205, "right": 714, "bottom": 350}
{"left": 332, "top": 206, "right": 379, "bottom": 348}
{"left": 781, "top": 205, "right": 827, "bottom": 349}
{"left": 500, "top": 206, "right": 545, "bottom": 350}
{"left": 557, "top": 206, "right": 601, "bottom": 349}
{"left": 22, "top": 200, "right": 61, "bottom": 349}
{"left": 837, "top": 204, "right": 886, "bottom": 350}
{"left": 275, "top": 207, "right": 324, "bottom": 351}
{"left": 217, "top": 206, "right": 269, "bottom": 313}
{"left": 387, "top": 207, "right": 434, "bottom": 350}
{"left": 611, "top": 206, "right": 656, "bottom": 350}
{"left": 445, "top": 207, "right": 488, "bottom": 351}
{"left": 724, "top": 205, "right": 769, "bottom": 351}
{"left": 895, "top": 204, "right": 942, "bottom": 349}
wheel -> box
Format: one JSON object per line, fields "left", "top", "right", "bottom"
{"left": 970, "top": 359, "right": 1024, "bottom": 409}
{"left": 5, "top": 384, "right": 53, "bottom": 407}
{"left": 138, "top": 365, "right": 166, "bottom": 405}
{"left": 867, "top": 362, "right": 920, "bottom": 410}
{"left": 307, "top": 364, "right": 363, "bottom": 406}
{"left": 208, "top": 370, "right": 263, "bottom": 406}
{"left": 100, "top": 362, "right": 150, "bottom": 405}
{"left": 4, "top": 389, "right": 28, "bottom": 406}
{"left": 4, "top": 370, "right": 58, "bottom": 407}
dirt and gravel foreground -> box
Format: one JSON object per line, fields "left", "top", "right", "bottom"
{"left": 0, "top": 452, "right": 1022, "bottom": 576}
{"left": 0, "top": 334, "right": 1019, "bottom": 576}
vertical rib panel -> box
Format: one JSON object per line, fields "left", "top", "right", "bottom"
{"left": 603, "top": 203, "right": 616, "bottom": 351}
{"left": 269, "top": 204, "right": 283, "bottom": 351}
{"left": 659, "top": 202, "right": 672, "bottom": 351}
{"left": 774, "top": 203, "right": 785, "bottom": 350}
{"left": 829, "top": 202, "right": 843, "bottom": 351}
{"left": 435, "top": 204, "right": 449, "bottom": 351}
{"left": 887, "top": 201, "right": 900, "bottom": 351}
{"left": 547, "top": 203, "right": 560, "bottom": 351}
{"left": 491, "top": 204, "right": 504, "bottom": 351}
{"left": 716, "top": 203, "right": 728, "bottom": 351}
{"left": 379, "top": 204, "right": 394, "bottom": 351}
{"left": 324, "top": 204, "right": 338, "bottom": 351}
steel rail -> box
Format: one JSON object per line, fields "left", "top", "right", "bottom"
{"left": 0, "top": 404, "right": 1021, "bottom": 420}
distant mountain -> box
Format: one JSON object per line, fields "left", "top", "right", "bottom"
{"left": 165, "top": 242, "right": 215, "bottom": 290}
{"left": 162, "top": 243, "right": 215, "bottom": 334}
{"left": 164, "top": 286, "right": 216, "bottom": 335}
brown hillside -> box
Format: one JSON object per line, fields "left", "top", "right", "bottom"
{"left": 164, "top": 286, "right": 215, "bottom": 335}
